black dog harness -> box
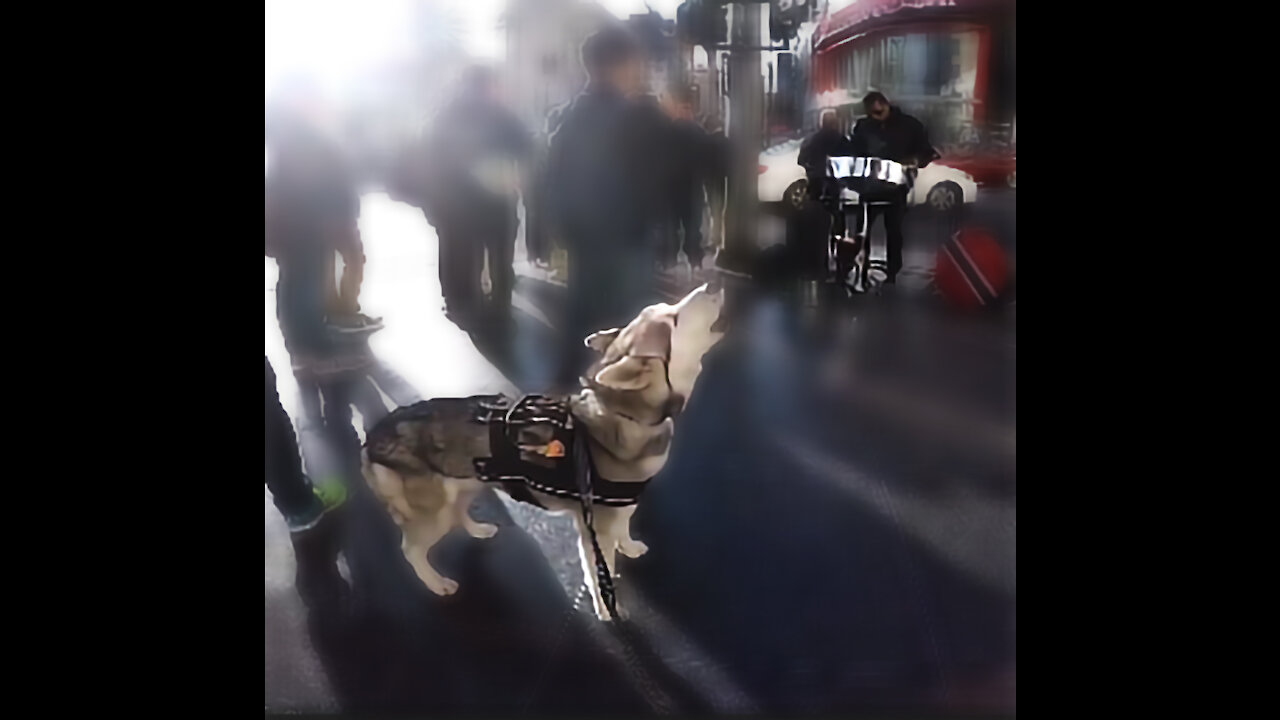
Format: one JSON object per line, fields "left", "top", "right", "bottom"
{"left": 472, "top": 394, "right": 651, "bottom": 508}
{"left": 473, "top": 393, "right": 655, "bottom": 621}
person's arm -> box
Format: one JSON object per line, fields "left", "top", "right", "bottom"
{"left": 797, "top": 134, "right": 817, "bottom": 169}
{"left": 849, "top": 121, "right": 870, "bottom": 157}
{"left": 911, "top": 117, "right": 939, "bottom": 168}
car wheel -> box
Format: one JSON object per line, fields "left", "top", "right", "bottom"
{"left": 927, "top": 181, "right": 962, "bottom": 212}
{"left": 1007, "top": 170, "right": 1016, "bottom": 189}
{"left": 785, "top": 179, "right": 808, "bottom": 210}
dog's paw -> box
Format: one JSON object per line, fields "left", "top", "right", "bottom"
{"left": 437, "top": 577, "right": 460, "bottom": 596}
{"left": 414, "top": 565, "right": 460, "bottom": 597}
{"left": 619, "top": 540, "right": 649, "bottom": 558}
{"left": 466, "top": 522, "right": 499, "bottom": 540}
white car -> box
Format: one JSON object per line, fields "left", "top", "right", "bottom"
{"left": 757, "top": 141, "right": 979, "bottom": 213}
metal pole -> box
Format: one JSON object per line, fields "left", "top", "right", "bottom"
{"left": 719, "top": 2, "right": 763, "bottom": 274}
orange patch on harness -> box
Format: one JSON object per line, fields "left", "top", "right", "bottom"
{"left": 544, "top": 440, "right": 566, "bottom": 458}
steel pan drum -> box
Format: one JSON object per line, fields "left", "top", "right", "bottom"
{"left": 826, "top": 156, "right": 912, "bottom": 201}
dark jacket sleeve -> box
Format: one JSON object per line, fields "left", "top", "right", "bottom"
{"left": 849, "top": 120, "right": 870, "bottom": 157}
{"left": 910, "top": 116, "right": 939, "bottom": 168}
{"left": 798, "top": 133, "right": 820, "bottom": 170}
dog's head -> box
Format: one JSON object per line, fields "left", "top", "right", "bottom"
{"left": 583, "top": 282, "right": 727, "bottom": 420}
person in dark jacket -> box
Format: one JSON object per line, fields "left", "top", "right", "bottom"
{"left": 849, "top": 91, "right": 939, "bottom": 284}
{"left": 546, "top": 25, "right": 660, "bottom": 387}
{"left": 798, "top": 109, "right": 854, "bottom": 203}
{"left": 265, "top": 78, "right": 374, "bottom": 350}
{"left": 630, "top": 91, "right": 675, "bottom": 268}
{"left": 661, "top": 85, "right": 708, "bottom": 272}
{"left": 421, "top": 65, "right": 532, "bottom": 327}
{"left": 525, "top": 102, "right": 570, "bottom": 268}
{"left": 797, "top": 110, "right": 855, "bottom": 275}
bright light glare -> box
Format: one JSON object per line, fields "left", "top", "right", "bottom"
{"left": 265, "top": 0, "right": 415, "bottom": 97}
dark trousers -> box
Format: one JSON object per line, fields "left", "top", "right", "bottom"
{"left": 434, "top": 205, "right": 517, "bottom": 319}
{"left": 482, "top": 209, "right": 517, "bottom": 318}
{"left": 666, "top": 186, "right": 705, "bottom": 267}
{"left": 524, "top": 180, "right": 552, "bottom": 265}
{"left": 707, "top": 179, "right": 726, "bottom": 251}
{"left": 266, "top": 357, "right": 314, "bottom": 516}
{"left": 558, "top": 233, "right": 655, "bottom": 386}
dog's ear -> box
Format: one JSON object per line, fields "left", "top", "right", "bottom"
{"left": 593, "top": 356, "right": 656, "bottom": 390}
{"left": 628, "top": 320, "right": 672, "bottom": 360}
{"left": 584, "top": 327, "right": 621, "bottom": 353}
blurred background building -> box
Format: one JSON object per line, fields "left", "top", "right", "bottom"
{"left": 502, "top": 0, "right": 615, "bottom": 129}
{"left": 809, "top": 0, "right": 1016, "bottom": 148}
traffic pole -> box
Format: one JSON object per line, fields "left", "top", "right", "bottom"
{"left": 718, "top": 1, "right": 764, "bottom": 275}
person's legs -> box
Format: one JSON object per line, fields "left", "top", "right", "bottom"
{"left": 708, "top": 181, "right": 726, "bottom": 252}
{"left": 484, "top": 206, "right": 517, "bottom": 319}
{"left": 559, "top": 239, "right": 594, "bottom": 387}
{"left": 318, "top": 374, "right": 362, "bottom": 477}
{"left": 679, "top": 188, "right": 705, "bottom": 269}
{"left": 436, "top": 217, "right": 460, "bottom": 312}
{"left": 335, "top": 232, "right": 366, "bottom": 317}
{"left": 266, "top": 357, "right": 324, "bottom": 530}
{"left": 883, "top": 197, "right": 907, "bottom": 282}
{"left": 276, "top": 247, "right": 330, "bottom": 360}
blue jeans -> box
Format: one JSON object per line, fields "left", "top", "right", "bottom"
{"left": 275, "top": 245, "right": 330, "bottom": 357}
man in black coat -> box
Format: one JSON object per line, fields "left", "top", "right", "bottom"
{"left": 849, "top": 91, "right": 939, "bottom": 284}
{"left": 546, "top": 25, "right": 662, "bottom": 387}
{"left": 525, "top": 102, "right": 570, "bottom": 268}
{"left": 661, "top": 85, "right": 709, "bottom": 272}
{"left": 421, "top": 65, "right": 532, "bottom": 327}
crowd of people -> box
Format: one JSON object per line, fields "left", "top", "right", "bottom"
{"left": 262, "top": 25, "right": 729, "bottom": 565}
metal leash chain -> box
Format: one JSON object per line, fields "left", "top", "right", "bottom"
{"left": 571, "top": 424, "right": 677, "bottom": 714}
{"left": 572, "top": 423, "right": 619, "bottom": 620}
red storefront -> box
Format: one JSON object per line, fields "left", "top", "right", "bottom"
{"left": 810, "top": 0, "right": 1015, "bottom": 147}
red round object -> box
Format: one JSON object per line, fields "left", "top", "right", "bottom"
{"left": 934, "top": 227, "right": 1010, "bottom": 310}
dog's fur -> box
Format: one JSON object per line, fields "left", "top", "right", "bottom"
{"left": 361, "top": 284, "right": 727, "bottom": 619}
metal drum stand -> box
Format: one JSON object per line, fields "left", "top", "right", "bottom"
{"left": 826, "top": 156, "right": 915, "bottom": 295}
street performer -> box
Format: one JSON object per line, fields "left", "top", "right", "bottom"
{"left": 797, "top": 110, "right": 855, "bottom": 279}
{"left": 849, "top": 91, "right": 939, "bottom": 285}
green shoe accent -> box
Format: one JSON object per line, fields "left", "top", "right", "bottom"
{"left": 313, "top": 478, "right": 347, "bottom": 512}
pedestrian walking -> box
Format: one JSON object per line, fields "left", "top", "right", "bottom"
{"left": 662, "top": 85, "right": 709, "bottom": 274}
{"left": 525, "top": 102, "right": 570, "bottom": 269}
{"left": 419, "top": 64, "right": 532, "bottom": 329}
{"left": 266, "top": 76, "right": 385, "bottom": 477}
{"left": 545, "top": 25, "right": 664, "bottom": 386}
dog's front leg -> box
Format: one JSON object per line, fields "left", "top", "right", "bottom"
{"left": 401, "top": 509, "right": 459, "bottom": 597}
{"left": 613, "top": 505, "right": 648, "bottom": 559}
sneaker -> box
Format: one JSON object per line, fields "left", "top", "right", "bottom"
{"left": 313, "top": 477, "right": 348, "bottom": 513}
{"left": 282, "top": 496, "right": 326, "bottom": 534}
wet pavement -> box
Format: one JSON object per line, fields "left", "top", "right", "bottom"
{"left": 265, "top": 193, "right": 1016, "bottom": 716}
